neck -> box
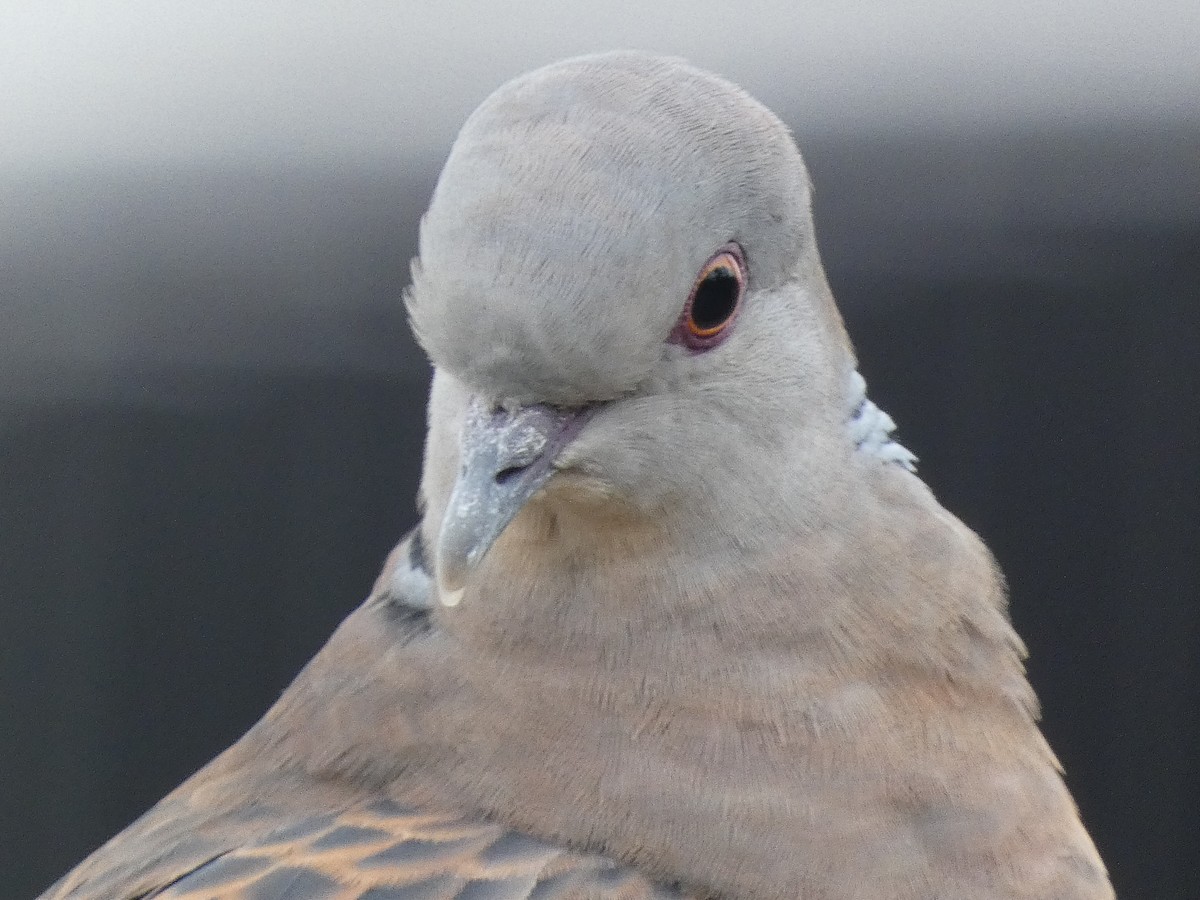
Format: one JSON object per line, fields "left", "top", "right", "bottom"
{"left": 248, "top": 463, "right": 1105, "bottom": 899}
{"left": 402, "top": 464, "right": 1092, "bottom": 898}
{"left": 439, "top": 459, "right": 1031, "bottom": 720}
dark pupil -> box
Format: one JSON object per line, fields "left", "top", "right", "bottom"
{"left": 691, "top": 267, "right": 739, "bottom": 330}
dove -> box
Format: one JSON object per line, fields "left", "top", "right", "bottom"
{"left": 41, "top": 51, "right": 1113, "bottom": 899}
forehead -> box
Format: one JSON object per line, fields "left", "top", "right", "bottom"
{"left": 424, "top": 54, "right": 806, "bottom": 286}
{"left": 408, "top": 54, "right": 811, "bottom": 403}
{"left": 429, "top": 74, "right": 749, "bottom": 270}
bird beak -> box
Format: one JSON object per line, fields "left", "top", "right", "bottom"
{"left": 436, "top": 396, "right": 592, "bottom": 605}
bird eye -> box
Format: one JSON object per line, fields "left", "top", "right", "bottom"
{"left": 673, "top": 244, "right": 746, "bottom": 350}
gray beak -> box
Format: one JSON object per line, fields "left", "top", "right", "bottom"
{"left": 436, "top": 396, "right": 592, "bottom": 605}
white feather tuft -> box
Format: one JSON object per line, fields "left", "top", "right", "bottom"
{"left": 847, "top": 371, "right": 917, "bottom": 472}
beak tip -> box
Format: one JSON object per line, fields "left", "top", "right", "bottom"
{"left": 435, "top": 552, "right": 468, "bottom": 604}
{"left": 439, "top": 585, "right": 466, "bottom": 608}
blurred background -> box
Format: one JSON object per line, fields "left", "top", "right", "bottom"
{"left": 2, "top": 2, "right": 1197, "bottom": 896}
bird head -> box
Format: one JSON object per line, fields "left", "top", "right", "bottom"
{"left": 406, "top": 52, "right": 869, "bottom": 605}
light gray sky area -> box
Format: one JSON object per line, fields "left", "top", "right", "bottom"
{"left": 2, "top": 1, "right": 1198, "bottom": 170}
{"left": 2, "top": 3, "right": 1197, "bottom": 402}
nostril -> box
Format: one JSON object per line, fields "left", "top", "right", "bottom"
{"left": 494, "top": 465, "right": 527, "bottom": 485}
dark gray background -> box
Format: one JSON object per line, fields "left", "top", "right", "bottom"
{"left": 2, "top": 4, "right": 1198, "bottom": 897}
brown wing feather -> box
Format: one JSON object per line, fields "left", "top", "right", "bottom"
{"left": 46, "top": 794, "right": 691, "bottom": 900}
{"left": 153, "top": 799, "right": 689, "bottom": 899}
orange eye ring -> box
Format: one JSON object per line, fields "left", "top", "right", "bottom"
{"left": 673, "top": 243, "right": 746, "bottom": 350}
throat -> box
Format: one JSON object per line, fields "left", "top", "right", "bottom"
{"left": 397, "top": 473, "right": 1051, "bottom": 898}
